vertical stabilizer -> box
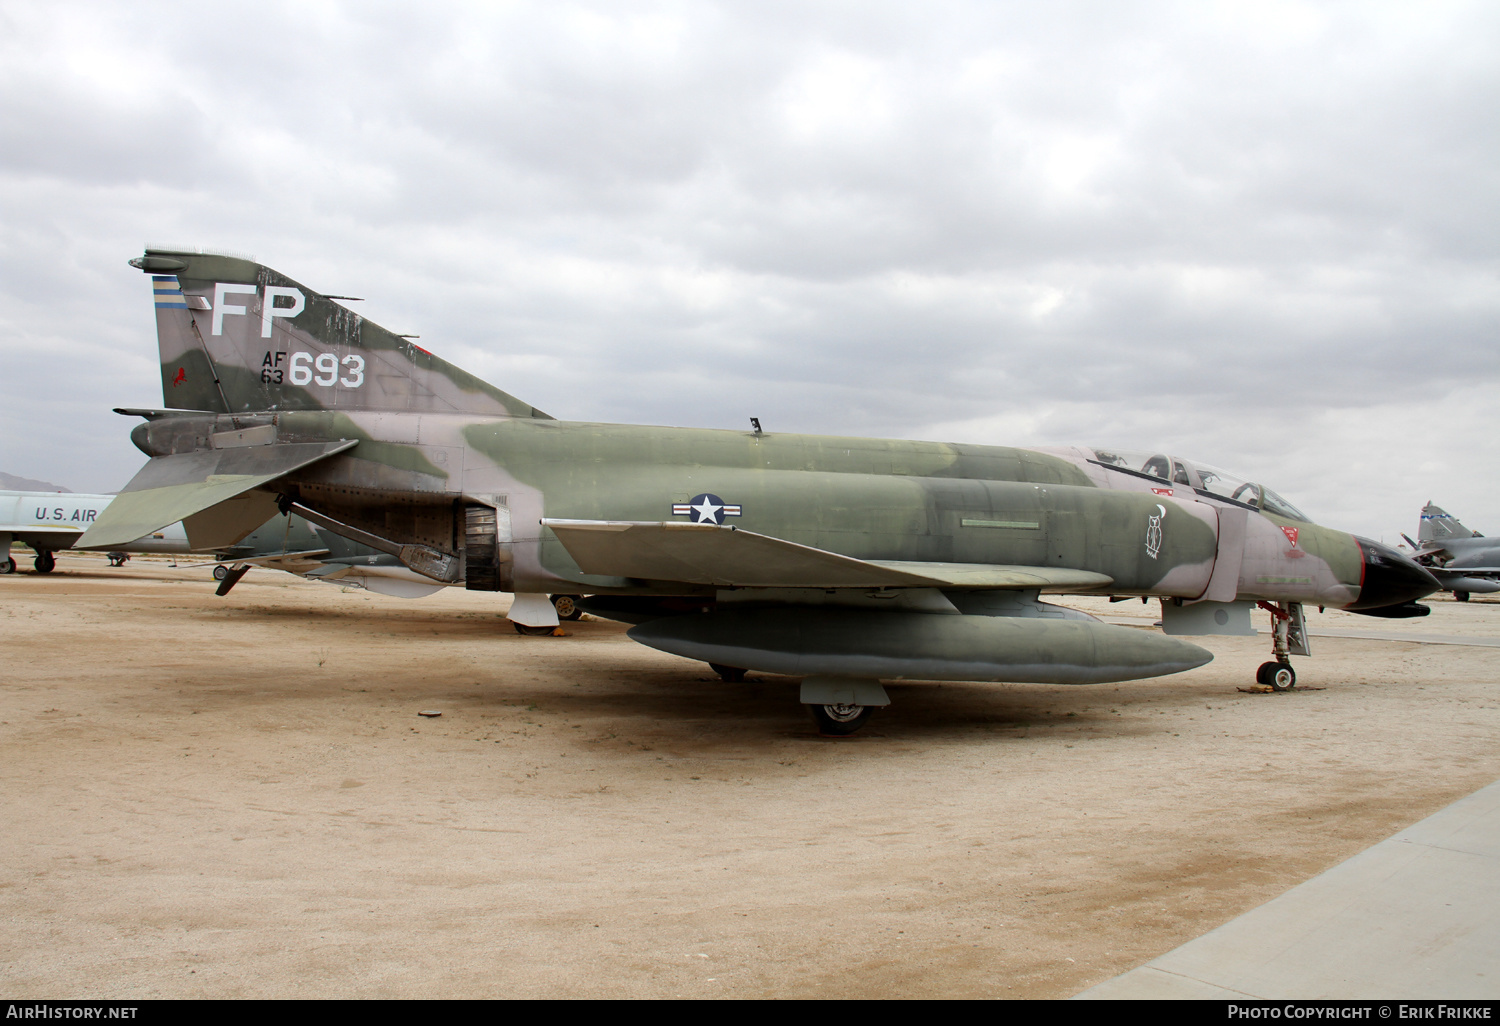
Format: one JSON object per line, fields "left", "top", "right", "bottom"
{"left": 1419, "top": 502, "right": 1479, "bottom": 543}
{"left": 130, "top": 249, "right": 552, "bottom": 419}
{"left": 150, "top": 271, "right": 229, "bottom": 412}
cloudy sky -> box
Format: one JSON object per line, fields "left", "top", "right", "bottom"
{"left": 2, "top": 0, "right": 1495, "bottom": 540}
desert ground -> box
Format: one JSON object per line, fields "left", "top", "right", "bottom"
{"left": 2, "top": 551, "right": 1497, "bottom": 999}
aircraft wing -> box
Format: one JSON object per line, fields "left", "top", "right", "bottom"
{"left": 863, "top": 561, "right": 1113, "bottom": 590}
{"left": 78, "top": 440, "right": 358, "bottom": 549}
{"left": 1431, "top": 566, "right": 1500, "bottom": 579}
{"left": 542, "top": 520, "right": 1113, "bottom": 591}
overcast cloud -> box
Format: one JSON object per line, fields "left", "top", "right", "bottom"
{"left": 1, "top": 0, "right": 1496, "bottom": 539}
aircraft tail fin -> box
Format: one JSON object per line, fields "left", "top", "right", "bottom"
{"left": 131, "top": 249, "right": 552, "bottom": 419}
{"left": 1418, "top": 502, "right": 1480, "bottom": 543}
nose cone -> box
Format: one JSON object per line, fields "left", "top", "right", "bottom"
{"left": 1347, "top": 537, "right": 1440, "bottom": 611}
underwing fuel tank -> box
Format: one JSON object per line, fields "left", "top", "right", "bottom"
{"left": 628, "top": 609, "right": 1213, "bottom": 685}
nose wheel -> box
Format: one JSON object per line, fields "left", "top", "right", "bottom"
{"left": 1257, "top": 661, "right": 1296, "bottom": 691}
{"left": 34, "top": 551, "right": 55, "bottom": 574}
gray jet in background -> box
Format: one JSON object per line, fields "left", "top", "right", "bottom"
{"left": 1403, "top": 502, "right": 1500, "bottom": 601}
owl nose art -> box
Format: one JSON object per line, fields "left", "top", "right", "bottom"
{"left": 1347, "top": 537, "right": 1440, "bottom": 611}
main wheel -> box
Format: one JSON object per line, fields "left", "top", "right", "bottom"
{"left": 212, "top": 565, "right": 230, "bottom": 581}
{"left": 512, "top": 621, "right": 556, "bottom": 636}
{"left": 107, "top": 552, "right": 127, "bottom": 567}
{"left": 34, "top": 551, "right": 56, "bottom": 574}
{"left": 809, "top": 703, "right": 872, "bottom": 736}
{"left": 1257, "top": 661, "right": 1296, "bottom": 691}
{"left": 0, "top": 557, "right": 15, "bottom": 574}
{"left": 550, "top": 594, "right": 584, "bottom": 620}
{"left": 709, "top": 663, "right": 747, "bottom": 683}
{"left": 1455, "top": 591, "right": 1470, "bottom": 602}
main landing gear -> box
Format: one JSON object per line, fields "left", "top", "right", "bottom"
{"left": 34, "top": 551, "right": 55, "bottom": 574}
{"left": 107, "top": 552, "right": 129, "bottom": 567}
{"left": 809, "top": 702, "right": 873, "bottom": 736}
{"left": 1256, "top": 600, "right": 1308, "bottom": 692}
{"left": 800, "top": 677, "right": 890, "bottom": 736}
{"left": 0, "top": 556, "right": 15, "bottom": 574}
{"left": 513, "top": 594, "right": 587, "bottom": 633}
{"left": 550, "top": 594, "right": 584, "bottom": 621}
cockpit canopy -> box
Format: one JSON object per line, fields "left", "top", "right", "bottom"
{"left": 1089, "top": 448, "right": 1310, "bottom": 523}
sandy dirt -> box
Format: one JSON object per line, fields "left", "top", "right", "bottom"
{"left": 3, "top": 551, "right": 1498, "bottom": 999}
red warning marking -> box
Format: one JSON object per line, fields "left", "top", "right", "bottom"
{"left": 171, "top": 367, "right": 186, "bottom": 387}
{"left": 1151, "top": 487, "right": 1173, "bottom": 496}
{"left": 1281, "top": 526, "right": 1299, "bottom": 547}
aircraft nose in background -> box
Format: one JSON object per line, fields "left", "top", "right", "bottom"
{"left": 1349, "top": 538, "right": 1441, "bottom": 610}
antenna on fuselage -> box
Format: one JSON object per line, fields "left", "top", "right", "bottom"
{"left": 750, "top": 417, "right": 763, "bottom": 435}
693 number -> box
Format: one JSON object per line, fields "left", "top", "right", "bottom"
{"left": 287, "top": 352, "right": 365, "bottom": 387}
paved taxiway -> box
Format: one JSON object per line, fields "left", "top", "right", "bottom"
{"left": 3, "top": 553, "right": 1498, "bottom": 998}
{"left": 1079, "top": 776, "right": 1500, "bottom": 998}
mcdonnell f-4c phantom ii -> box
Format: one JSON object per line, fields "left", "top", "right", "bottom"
{"left": 79, "top": 249, "right": 1438, "bottom": 734}
{"left": 1403, "top": 502, "right": 1500, "bottom": 602}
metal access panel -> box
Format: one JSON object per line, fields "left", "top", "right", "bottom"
{"left": 1161, "top": 599, "right": 1259, "bottom": 636}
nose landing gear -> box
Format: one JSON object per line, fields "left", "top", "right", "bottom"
{"left": 1256, "top": 601, "right": 1308, "bottom": 691}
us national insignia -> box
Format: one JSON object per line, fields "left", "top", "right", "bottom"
{"left": 671, "top": 493, "right": 743, "bottom": 525}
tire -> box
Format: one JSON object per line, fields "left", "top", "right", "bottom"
{"left": 212, "top": 565, "right": 230, "bottom": 581}
{"left": 709, "top": 663, "right": 747, "bottom": 683}
{"left": 550, "top": 594, "right": 584, "bottom": 620}
{"left": 1455, "top": 591, "right": 1470, "bottom": 602}
{"left": 34, "top": 551, "right": 56, "bottom": 574}
{"left": 1261, "top": 661, "right": 1296, "bottom": 691}
{"left": 512, "top": 621, "right": 556, "bottom": 636}
{"left": 809, "top": 703, "right": 872, "bottom": 736}
{"left": 0, "top": 557, "right": 15, "bottom": 575}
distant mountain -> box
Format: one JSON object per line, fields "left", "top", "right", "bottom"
{"left": 0, "top": 473, "right": 71, "bottom": 492}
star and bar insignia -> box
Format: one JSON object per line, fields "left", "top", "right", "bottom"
{"left": 671, "top": 493, "right": 742, "bottom": 525}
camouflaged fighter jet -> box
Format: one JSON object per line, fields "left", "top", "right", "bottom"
{"left": 1401, "top": 503, "right": 1500, "bottom": 602}
{"left": 79, "top": 249, "right": 1438, "bottom": 734}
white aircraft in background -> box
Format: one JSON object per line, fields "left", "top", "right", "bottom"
{"left": 0, "top": 489, "right": 451, "bottom": 599}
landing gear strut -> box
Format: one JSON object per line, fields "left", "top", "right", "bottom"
{"left": 1255, "top": 600, "right": 1308, "bottom": 692}
{"left": 107, "top": 552, "right": 129, "bottom": 567}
